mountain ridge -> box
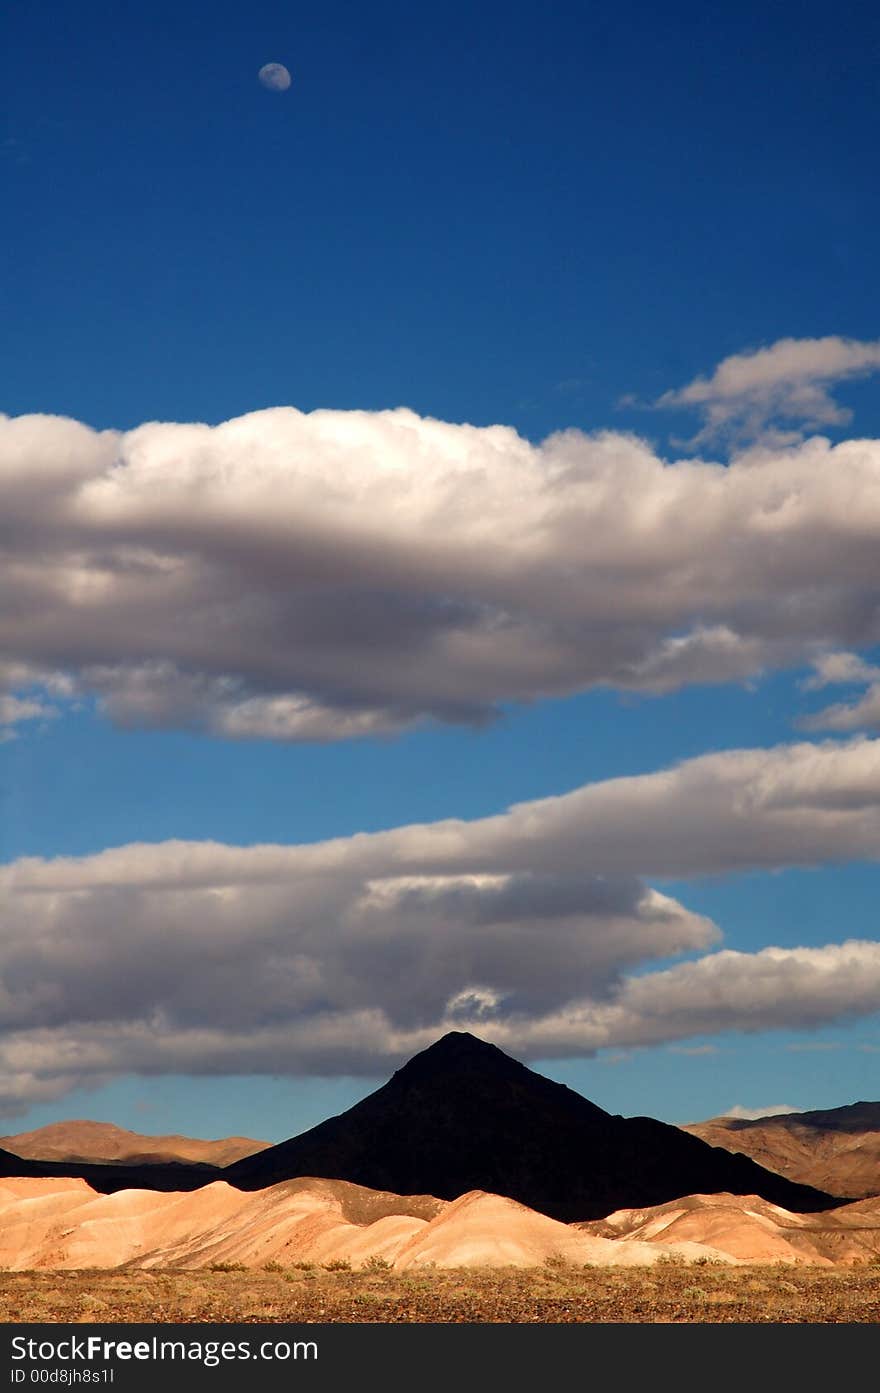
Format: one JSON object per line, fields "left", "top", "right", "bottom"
{"left": 682, "top": 1099, "right": 880, "bottom": 1199}
{"left": 0, "top": 1033, "right": 850, "bottom": 1219}
{"left": 0, "top": 1120, "right": 268, "bottom": 1169}
{"left": 225, "top": 1031, "right": 839, "bottom": 1221}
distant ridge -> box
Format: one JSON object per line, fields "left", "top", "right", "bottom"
{"left": 683, "top": 1101, "right": 880, "bottom": 1199}
{"left": 0, "top": 1120, "right": 267, "bottom": 1169}
{"left": 225, "top": 1031, "right": 840, "bottom": 1221}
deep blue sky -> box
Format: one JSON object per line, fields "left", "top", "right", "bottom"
{"left": 2, "top": 0, "right": 879, "bottom": 1140}
{"left": 4, "top": 0, "right": 880, "bottom": 438}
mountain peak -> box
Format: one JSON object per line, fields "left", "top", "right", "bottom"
{"left": 7, "top": 1030, "right": 841, "bottom": 1222}
{"left": 390, "top": 1030, "right": 548, "bottom": 1089}
{"left": 225, "top": 1028, "right": 839, "bottom": 1219}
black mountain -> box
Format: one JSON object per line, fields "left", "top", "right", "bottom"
{"left": 225, "top": 1031, "right": 840, "bottom": 1221}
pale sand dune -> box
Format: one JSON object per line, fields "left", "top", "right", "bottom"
{"left": 390, "top": 1190, "right": 718, "bottom": 1270}
{"left": 579, "top": 1192, "right": 880, "bottom": 1265}
{"left": 3, "top": 1178, "right": 877, "bottom": 1271}
{"left": 0, "top": 1177, "right": 93, "bottom": 1200}
{"left": 0, "top": 1177, "right": 725, "bottom": 1272}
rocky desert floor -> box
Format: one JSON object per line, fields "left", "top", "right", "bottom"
{"left": 1, "top": 1260, "right": 879, "bottom": 1323}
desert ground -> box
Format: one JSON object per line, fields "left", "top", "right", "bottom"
{"left": 1, "top": 1261, "right": 878, "bottom": 1324}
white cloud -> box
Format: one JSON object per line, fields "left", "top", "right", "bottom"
{"left": 800, "top": 650, "right": 880, "bottom": 733}
{"left": 722, "top": 1104, "right": 803, "bottom": 1121}
{"left": 568, "top": 941, "right": 880, "bottom": 1049}
{"left": 801, "top": 651, "right": 880, "bottom": 691}
{"left": 658, "top": 335, "right": 880, "bottom": 445}
{"left": 0, "top": 693, "right": 57, "bottom": 742}
{"left": 3, "top": 406, "right": 880, "bottom": 740}
{"left": 2, "top": 737, "right": 880, "bottom": 1112}
{"left": 805, "top": 692, "right": 880, "bottom": 732}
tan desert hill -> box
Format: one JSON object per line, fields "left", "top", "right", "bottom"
{"left": 0, "top": 1121, "right": 268, "bottom": 1169}
{"left": 577, "top": 1191, "right": 880, "bottom": 1265}
{"left": 0, "top": 1176, "right": 728, "bottom": 1272}
{"left": 681, "top": 1102, "right": 880, "bottom": 1199}
{"left": 3, "top": 1176, "right": 879, "bottom": 1272}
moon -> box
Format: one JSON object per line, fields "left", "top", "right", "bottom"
{"left": 258, "top": 63, "right": 292, "bottom": 92}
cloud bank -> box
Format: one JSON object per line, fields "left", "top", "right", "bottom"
{"left": 3, "top": 406, "right": 880, "bottom": 740}
{"left": 2, "top": 737, "right": 880, "bottom": 1113}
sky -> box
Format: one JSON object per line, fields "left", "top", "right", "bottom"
{"left": 1, "top": 0, "right": 880, "bottom": 1143}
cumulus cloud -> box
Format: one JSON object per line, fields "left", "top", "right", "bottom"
{"left": 2, "top": 737, "right": 880, "bottom": 1112}
{"left": 658, "top": 335, "right": 880, "bottom": 446}
{"left": 4, "top": 406, "right": 880, "bottom": 741}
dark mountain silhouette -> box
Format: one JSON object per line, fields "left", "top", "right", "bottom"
{"left": 0, "top": 1141, "right": 216, "bottom": 1194}
{"left": 224, "top": 1031, "right": 841, "bottom": 1221}
{"left": 0, "top": 1146, "right": 43, "bottom": 1180}
{"left": 0, "top": 1033, "right": 844, "bottom": 1218}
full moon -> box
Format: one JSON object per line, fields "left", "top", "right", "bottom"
{"left": 258, "top": 63, "right": 292, "bottom": 92}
